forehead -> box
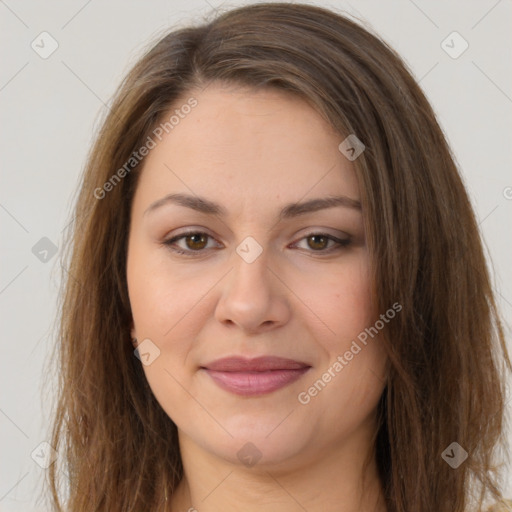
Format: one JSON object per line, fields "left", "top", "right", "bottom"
{"left": 133, "top": 84, "right": 360, "bottom": 212}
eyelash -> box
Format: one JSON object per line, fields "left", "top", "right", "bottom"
{"left": 162, "top": 230, "right": 351, "bottom": 257}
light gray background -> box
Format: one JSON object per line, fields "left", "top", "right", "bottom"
{"left": 1, "top": 0, "right": 511, "bottom": 510}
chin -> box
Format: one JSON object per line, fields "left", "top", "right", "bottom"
{"left": 200, "top": 425, "right": 310, "bottom": 470}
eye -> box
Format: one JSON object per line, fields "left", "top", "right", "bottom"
{"left": 291, "top": 232, "right": 351, "bottom": 253}
{"left": 163, "top": 231, "right": 220, "bottom": 255}
{"left": 163, "top": 230, "right": 351, "bottom": 257}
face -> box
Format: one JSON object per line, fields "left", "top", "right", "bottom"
{"left": 127, "top": 83, "right": 388, "bottom": 469}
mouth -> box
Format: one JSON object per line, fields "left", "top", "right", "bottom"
{"left": 200, "top": 356, "right": 312, "bottom": 396}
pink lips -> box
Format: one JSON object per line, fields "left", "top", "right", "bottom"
{"left": 201, "top": 356, "right": 311, "bottom": 396}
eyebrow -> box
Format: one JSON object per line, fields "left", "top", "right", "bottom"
{"left": 144, "top": 192, "right": 361, "bottom": 220}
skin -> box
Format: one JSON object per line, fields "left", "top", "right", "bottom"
{"left": 127, "top": 82, "right": 389, "bottom": 512}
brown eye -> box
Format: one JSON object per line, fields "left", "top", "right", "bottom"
{"left": 164, "top": 231, "right": 351, "bottom": 257}
{"left": 307, "top": 234, "right": 330, "bottom": 251}
{"left": 184, "top": 233, "right": 208, "bottom": 250}
{"left": 293, "top": 232, "right": 351, "bottom": 254}
{"left": 163, "top": 231, "right": 219, "bottom": 255}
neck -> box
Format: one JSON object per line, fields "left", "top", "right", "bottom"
{"left": 168, "top": 426, "right": 387, "bottom": 512}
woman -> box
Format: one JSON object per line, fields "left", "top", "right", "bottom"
{"left": 47, "top": 3, "right": 511, "bottom": 511}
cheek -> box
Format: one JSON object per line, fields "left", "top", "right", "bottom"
{"left": 292, "top": 253, "right": 374, "bottom": 349}
{"left": 126, "top": 245, "right": 209, "bottom": 420}
{"left": 127, "top": 240, "right": 211, "bottom": 339}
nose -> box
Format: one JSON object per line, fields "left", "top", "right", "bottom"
{"left": 214, "top": 247, "right": 291, "bottom": 334}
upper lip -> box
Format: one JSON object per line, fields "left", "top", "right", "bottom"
{"left": 201, "top": 356, "right": 310, "bottom": 372}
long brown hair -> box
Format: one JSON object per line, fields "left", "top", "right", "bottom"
{"left": 46, "top": 3, "right": 511, "bottom": 511}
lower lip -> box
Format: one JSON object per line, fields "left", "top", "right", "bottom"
{"left": 203, "top": 368, "right": 311, "bottom": 396}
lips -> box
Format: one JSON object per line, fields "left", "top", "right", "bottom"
{"left": 200, "top": 356, "right": 311, "bottom": 396}
{"left": 203, "top": 356, "right": 309, "bottom": 372}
